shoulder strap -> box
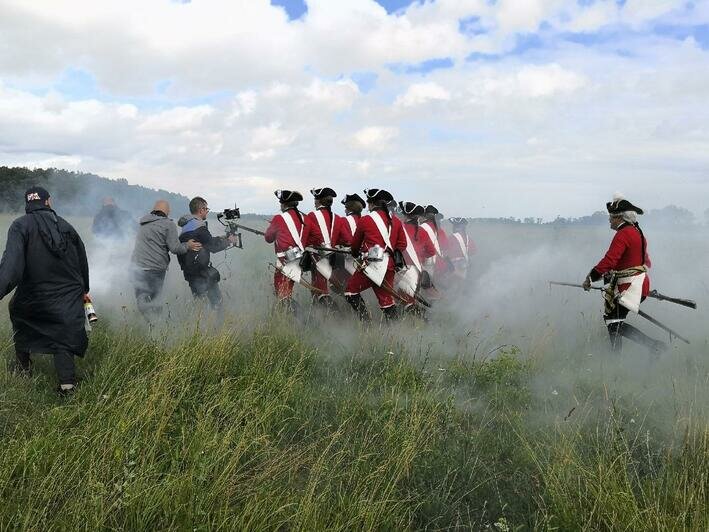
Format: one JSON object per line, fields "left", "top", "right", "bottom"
{"left": 402, "top": 228, "right": 422, "bottom": 272}
{"left": 346, "top": 215, "right": 357, "bottom": 236}
{"left": 314, "top": 209, "right": 333, "bottom": 247}
{"left": 279, "top": 211, "right": 304, "bottom": 251}
{"left": 367, "top": 211, "right": 393, "bottom": 251}
{"left": 420, "top": 223, "right": 441, "bottom": 255}
{"left": 453, "top": 233, "right": 468, "bottom": 260}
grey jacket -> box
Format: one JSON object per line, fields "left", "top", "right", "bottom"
{"left": 131, "top": 213, "right": 189, "bottom": 271}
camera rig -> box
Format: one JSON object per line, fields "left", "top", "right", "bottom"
{"left": 216, "top": 207, "right": 243, "bottom": 249}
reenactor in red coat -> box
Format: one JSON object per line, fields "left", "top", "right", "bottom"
{"left": 345, "top": 188, "right": 407, "bottom": 322}
{"left": 332, "top": 193, "right": 366, "bottom": 290}
{"left": 447, "top": 217, "right": 476, "bottom": 281}
{"left": 305, "top": 187, "right": 340, "bottom": 308}
{"left": 395, "top": 202, "right": 434, "bottom": 315}
{"left": 582, "top": 194, "right": 666, "bottom": 353}
{"left": 264, "top": 190, "right": 310, "bottom": 313}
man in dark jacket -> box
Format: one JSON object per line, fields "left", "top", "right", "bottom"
{"left": 0, "top": 187, "right": 90, "bottom": 393}
{"left": 131, "top": 200, "right": 201, "bottom": 320}
{"left": 177, "top": 197, "right": 237, "bottom": 310}
{"left": 92, "top": 197, "right": 133, "bottom": 240}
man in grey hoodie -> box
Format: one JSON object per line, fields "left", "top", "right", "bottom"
{"left": 131, "top": 200, "right": 201, "bottom": 319}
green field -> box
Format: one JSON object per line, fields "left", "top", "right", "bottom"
{"left": 0, "top": 214, "right": 707, "bottom": 530}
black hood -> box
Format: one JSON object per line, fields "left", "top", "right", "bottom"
{"left": 27, "top": 206, "right": 69, "bottom": 257}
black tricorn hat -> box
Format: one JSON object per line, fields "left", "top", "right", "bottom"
{"left": 310, "top": 187, "right": 337, "bottom": 199}
{"left": 341, "top": 193, "right": 366, "bottom": 208}
{"left": 275, "top": 189, "right": 303, "bottom": 203}
{"left": 364, "top": 188, "right": 394, "bottom": 203}
{"left": 399, "top": 201, "right": 424, "bottom": 216}
{"left": 424, "top": 204, "right": 439, "bottom": 215}
{"left": 448, "top": 217, "right": 468, "bottom": 226}
{"left": 606, "top": 194, "right": 643, "bottom": 215}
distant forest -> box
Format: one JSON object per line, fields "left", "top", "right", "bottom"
{"left": 471, "top": 204, "right": 704, "bottom": 227}
{"left": 0, "top": 167, "right": 189, "bottom": 216}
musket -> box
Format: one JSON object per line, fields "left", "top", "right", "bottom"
{"left": 549, "top": 281, "right": 697, "bottom": 310}
{"left": 352, "top": 258, "right": 432, "bottom": 308}
{"left": 235, "top": 223, "right": 266, "bottom": 237}
{"left": 549, "top": 281, "right": 690, "bottom": 344}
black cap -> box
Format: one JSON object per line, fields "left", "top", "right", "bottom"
{"left": 275, "top": 189, "right": 303, "bottom": 203}
{"left": 424, "top": 205, "right": 439, "bottom": 215}
{"left": 448, "top": 217, "right": 468, "bottom": 226}
{"left": 341, "top": 193, "right": 366, "bottom": 208}
{"left": 399, "top": 201, "right": 424, "bottom": 216}
{"left": 310, "top": 187, "right": 337, "bottom": 199}
{"left": 607, "top": 196, "right": 643, "bottom": 215}
{"left": 25, "top": 186, "right": 50, "bottom": 205}
{"left": 364, "top": 188, "right": 394, "bottom": 203}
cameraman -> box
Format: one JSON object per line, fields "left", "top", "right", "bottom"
{"left": 177, "top": 197, "right": 237, "bottom": 309}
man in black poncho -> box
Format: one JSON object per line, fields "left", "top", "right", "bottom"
{"left": 0, "top": 186, "right": 90, "bottom": 394}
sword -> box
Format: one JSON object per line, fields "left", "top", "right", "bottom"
{"left": 549, "top": 281, "right": 697, "bottom": 309}
{"left": 549, "top": 281, "right": 691, "bottom": 344}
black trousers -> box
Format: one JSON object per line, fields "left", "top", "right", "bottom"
{"left": 133, "top": 269, "right": 167, "bottom": 318}
{"left": 187, "top": 276, "right": 222, "bottom": 309}
{"left": 16, "top": 350, "right": 76, "bottom": 385}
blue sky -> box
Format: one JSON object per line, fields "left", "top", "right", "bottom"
{"left": 1, "top": 0, "right": 708, "bottom": 218}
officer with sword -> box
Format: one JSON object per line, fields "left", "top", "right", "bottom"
{"left": 551, "top": 193, "right": 696, "bottom": 352}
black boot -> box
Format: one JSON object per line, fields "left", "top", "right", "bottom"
{"left": 315, "top": 294, "right": 339, "bottom": 313}
{"left": 346, "top": 294, "right": 371, "bottom": 322}
{"left": 382, "top": 305, "right": 400, "bottom": 323}
{"left": 607, "top": 322, "right": 624, "bottom": 352}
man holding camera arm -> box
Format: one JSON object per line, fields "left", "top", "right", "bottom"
{"left": 177, "top": 197, "right": 238, "bottom": 310}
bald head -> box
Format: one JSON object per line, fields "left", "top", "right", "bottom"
{"left": 153, "top": 200, "right": 170, "bottom": 216}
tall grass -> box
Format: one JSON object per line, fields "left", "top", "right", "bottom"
{"left": 1, "top": 313, "right": 707, "bottom": 530}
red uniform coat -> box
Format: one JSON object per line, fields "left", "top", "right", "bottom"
{"left": 590, "top": 223, "right": 651, "bottom": 297}
{"left": 448, "top": 231, "right": 476, "bottom": 261}
{"left": 305, "top": 208, "right": 338, "bottom": 248}
{"left": 345, "top": 209, "right": 407, "bottom": 308}
{"left": 264, "top": 208, "right": 309, "bottom": 300}
{"left": 264, "top": 209, "right": 309, "bottom": 254}
{"left": 351, "top": 210, "right": 407, "bottom": 266}
{"left": 335, "top": 214, "right": 360, "bottom": 247}
{"left": 402, "top": 221, "right": 436, "bottom": 268}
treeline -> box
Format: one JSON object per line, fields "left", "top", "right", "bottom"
{"left": 0, "top": 167, "right": 189, "bottom": 216}
{"left": 471, "top": 205, "right": 703, "bottom": 227}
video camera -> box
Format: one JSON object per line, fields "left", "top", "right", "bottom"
{"left": 216, "top": 206, "right": 243, "bottom": 249}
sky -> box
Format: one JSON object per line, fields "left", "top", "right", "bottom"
{"left": 0, "top": 0, "right": 708, "bottom": 219}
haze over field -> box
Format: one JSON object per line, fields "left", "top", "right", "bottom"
{"left": 1, "top": 0, "right": 708, "bottom": 218}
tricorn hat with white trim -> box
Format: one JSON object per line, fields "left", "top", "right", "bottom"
{"left": 274, "top": 189, "right": 303, "bottom": 203}
{"left": 606, "top": 192, "right": 643, "bottom": 215}
{"left": 448, "top": 217, "right": 468, "bottom": 226}
{"left": 364, "top": 188, "right": 394, "bottom": 203}
{"left": 341, "top": 193, "right": 366, "bottom": 208}
{"left": 310, "top": 187, "right": 337, "bottom": 199}
{"left": 424, "top": 204, "right": 439, "bottom": 215}
{"left": 399, "top": 201, "right": 424, "bottom": 216}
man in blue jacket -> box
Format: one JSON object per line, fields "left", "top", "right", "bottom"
{"left": 177, "top": 197, "right": 237, "bottom": 310}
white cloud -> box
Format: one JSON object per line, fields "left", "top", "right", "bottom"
{"left": 395, "top": 82, "right": 451, "bottom": 107}
{"left": 352, "top": 126, "right": 399, "bottom": 150}
{"left": 1, "top": 1, "right": 709, "bottom": 218}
